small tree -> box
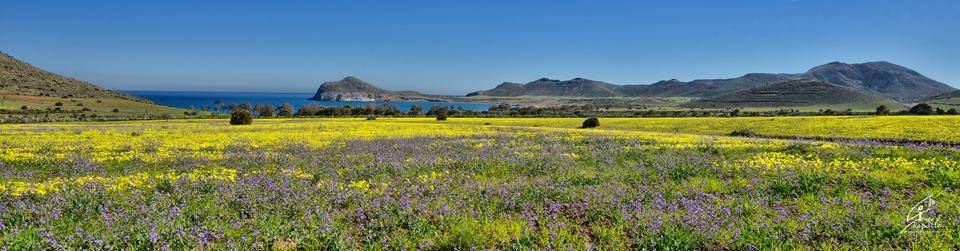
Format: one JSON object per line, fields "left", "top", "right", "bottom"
{"left": 436, "top": 109, "right": 448, "bottom": 121}
{"left": 112, "top": 108, "right": 120, "bottom": 113}
{"left": 230, "top": 109, "right": 253, "bottom": 125}
{"left": 948, "top": 108, "right": 958, "bottom": 115}
{"left": 20, "top": 105, "right": 28, "bottom": 110}
{"left": 909, "top": 103, "right": 934, "bottom": 115}
{"left": 55, "top": 102, "right": 64, "bottom": 106}
{"left": 256, "top": 104, "right": 275, "bottom": 117}
{"left": 936, "top": 107, "right": 945, "bottom": 115}
{"left": 429, "top": 105, "right": 449, "bottom": 120}
{"left": 277, "top": 103, "right": 295, "bottom": 117}
{"left": 875, "top": 105, "right": 889, "bottom": 115}
{"left": 581, "top": 117, "right": 600, "bottom": 128}
{"left": 408, "top": 105, "right": 424, "bottom": 116}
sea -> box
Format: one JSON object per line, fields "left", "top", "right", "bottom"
{"left": 121, "top": 90, "right": 492, "bottom": 112}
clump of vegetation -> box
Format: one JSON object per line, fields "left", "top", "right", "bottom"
{"left": 54, "top": 102, "right": 64, "bottom": 106}
{"left": 581, "top": 117, "right": 600, "bottom": 128}
{"left": 909, "top": 103, "right": 934, "bottom": 115}
{"left": 366, "top": 116, "right": 376, "bottom": 121}
{"left": 112, "top": 108, "right": 120, "bottom": 113}
{"left": 432, "top": 106, "right": 449, "bottom": 121}
{"left": 255, "top": 104, "right": 275, "bottom": 117}
{"left": 278, "top": 103, "right": 295, "bottom": 117}
{"left": 230, "top": 109, "right": 253, "bottom": 125}
{"left": 20, "top": 105, "right": 28, "bottom": 110}
{"left": 875, "top": 105, "right": 889, "bottom": 115}
{"left": 730, "top": 129, "right": 756, "bottom": 137}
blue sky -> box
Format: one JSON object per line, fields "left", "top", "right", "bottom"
{"left": 1, "top": 0, "right": 958, "bottom": 94}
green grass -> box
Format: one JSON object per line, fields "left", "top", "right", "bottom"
{"left": 0, "top": 94, "right": 201, "bottom": 118}
{"left": 378, "top": 116, "right": 960, "bottom": 142}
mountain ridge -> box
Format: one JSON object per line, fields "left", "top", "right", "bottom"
{"left": 467, "top": 61, "right": 955, "bottom": 102}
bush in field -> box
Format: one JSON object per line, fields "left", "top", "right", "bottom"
{"left": 431, "top": 106, "right": 449, "bottom": 121}
{"left": 230, "top": 109, "right": 253, "bottom": 125}
{"left": 366, "top": 116, "right": 376, "bottom": 120}
{"left": 949, "top": 108, "right": 959, "bottom": 115}
{"left": 730, "top": 129, "right": 755, "bottom": 137}
{"left": 408, "top": 105, "right": 424, "bottom": 116}
{"left": 581, "top": 117, "right": 599, "bottom": 128}
{"left": 20, "top": 105, "right": 28, "bottom": 110}
{"left": 277, "top": 103, "right": 295, "bottom": 117}
{"left": 112, "top": 108, "right": 120, "bottom": 113}
{"left": 255, "top": 104, "right": 275, "bottom": 117}
{"left": 875, "top": 105, "right": 889, "bottom": 115}
{"left": 55, "top": 102, "right": 64, "bottom": 106}
{"left": 909, "top": 103, "right": 934, "bottom": 115}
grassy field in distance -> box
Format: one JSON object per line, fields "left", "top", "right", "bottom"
{"left": 377, "top": 116, "right": 960, "bottom": 143}
{"left": 0, "top": 94, "right": 200, "bottom": 118}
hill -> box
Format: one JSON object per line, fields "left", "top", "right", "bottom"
{"left": 919, "top": 90, "right": 960, "bottom": 106}
{"left": 467, "top": 61, "right": 955, "bottom": 102}
{"left": 685, "top": 79, "right": 905, "bottom": 110}
{"left": 467, "top": 78, "right": 622, "bottom": 97}
{"left": 309, "top": 76, "right": 452, "bottom": 102}
{"left": 0, "top": 51, "right": 189, "bottom": 120}
{"left": 800, "top": 61, "right": 954, "bottom": 101}
{"left": 0, "top": 51, "right": 147, "bottom": 101}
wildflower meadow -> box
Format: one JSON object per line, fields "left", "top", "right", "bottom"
{"left": 0, "top": 118, "right": 957, "bottom": 249}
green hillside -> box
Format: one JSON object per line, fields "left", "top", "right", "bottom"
{"left": 684, "top": 79, "right": 905, "bottom": 111}
{"left": 0, "top": 51, "right": 197, "bottom": 121}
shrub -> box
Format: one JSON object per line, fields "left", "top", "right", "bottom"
{"left": 875, "top": 105, "right": 889, "bottom": 115}
{"left": 112, "top": 108, "right": 120, "bottom": 113}
{"left": 55, "top": 102, "right": 64, "bottom": 106}
{"left": 81, "top": 108, "right": 92, "bottom": 112}
{"left": 431, "top": 106, "right": 449, "bottom": 120}
{"left": 581, "top": 117, "right": 600, "bottom": 128}
{"left": 408, "top": 105, "right": 424, "bottom": 116}
{"left": 366, "top": 116, "right": 376, "bottom": 120}
{"left": 20, "top": 105, "right": 28, "bottom": 110}
{"left": 730, "top": 129, "right": 755, "bottom": 137}
{"left": 230, "top": 109, "right": 253, "bottom": 125}
{"left": 948, "top": 108, "right": 958, "bottom": 115}
{"left": 255, "top": 104, "right": 275, "bottom": 117}
{"left": 278, "top": 103, "right": 295, "bottom": 117}
{"left": 909, "top": 103, "right": 934, "bottom": 115}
